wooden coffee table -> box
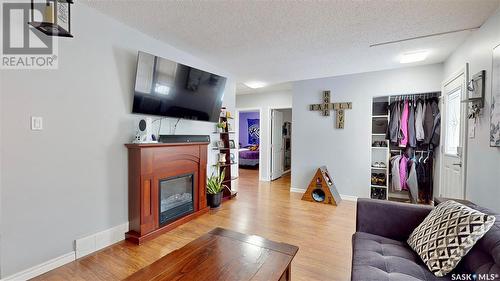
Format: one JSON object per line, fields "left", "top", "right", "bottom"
{"left": 124, "top": 227, "right": 299, "bottom": 281}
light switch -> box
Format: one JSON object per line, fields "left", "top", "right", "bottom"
{"left": 31, "top": 116, "right": 43, "bottom": 131}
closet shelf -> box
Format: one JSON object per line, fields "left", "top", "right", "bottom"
{"left": 371, "top": 166, "right": 387, "bottom": 170}
{"left": 371, "top": 133, "right": 386, "bottom": 136}
{"left": 371, "top": 146, "right": 388, "bottom": 149}
{"left": 372, "top": 115, "right": 389, "bottom": 118}
{"left": 371, "top": 184, "right": 388, "bottom": 188}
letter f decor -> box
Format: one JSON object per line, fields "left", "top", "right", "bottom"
{"left": 309, "top": 90, "right": 352, "bottom": 129}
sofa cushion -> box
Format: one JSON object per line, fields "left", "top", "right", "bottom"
{"left": 352, "top": 232, "right": 450, "bottom": 281}
{"left": 455, "top": 204, "right": 500, "bottom": 276}
{"left": 407, "top": 200, "right": 496, "bottom": 277}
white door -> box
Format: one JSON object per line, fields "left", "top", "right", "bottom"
{"left": 271, "top": 110, "right": 284, "bottom": 180}
{"left": 440, "top": 69, "right": 467, "bottom": 199}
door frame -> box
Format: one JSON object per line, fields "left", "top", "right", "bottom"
{"left": 235, "top": 107, "right": 263, "bottom": 181}
{"left": 439, "top": 64, "right": 469, "bottom": 199}
{"left": 269, "top": 107, "right": 292, "bottom": 181}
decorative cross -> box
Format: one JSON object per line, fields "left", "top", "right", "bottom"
{"left": 309, "top": 90, "right": 352, "bottom": 129}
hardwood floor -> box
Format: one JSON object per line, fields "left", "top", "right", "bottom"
{"left": 33, "top": 169, "right": 356, "bottom": 281}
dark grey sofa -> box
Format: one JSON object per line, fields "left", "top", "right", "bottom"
{"left": 351, "top": 198, "right": 500, "bottom": 281}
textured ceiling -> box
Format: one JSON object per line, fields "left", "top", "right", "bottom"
{"left": 85, "top": 0, "right": 500, "bottom": 88}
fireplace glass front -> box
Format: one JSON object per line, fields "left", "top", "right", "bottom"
{"left": 159, "top": 174, "right": 194, "bottom": 226}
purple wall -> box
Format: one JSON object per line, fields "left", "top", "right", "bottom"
{"left": 239, "top": 111, "right": 260, "bottom": 147}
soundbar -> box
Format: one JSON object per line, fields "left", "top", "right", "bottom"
{"left": 159, "top": 135, "right": 210, "bottom": 144}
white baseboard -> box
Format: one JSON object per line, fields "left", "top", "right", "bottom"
{"left": 289, "top": 188, "right": 358, "bottom": 201}
{"left": 340, "top": 194, "right": 358, "bottom": 201}
{"left": 290, "top": 187, "right": 305, "bottom": 193}
{"left": 1, "top": 252, "right": 75, "bottom": 281}
{"left": 75, "top": 222, "right": 128, "bottom": 259}
{"left": 1, "top": 222, "right": 129, "bottom": 281}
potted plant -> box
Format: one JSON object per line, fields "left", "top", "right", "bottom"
{"left": 206, "top": 168, "right": 228, "bottom": 208}
{"left": 216, "top": 121, "right": 226, "bottom": 132}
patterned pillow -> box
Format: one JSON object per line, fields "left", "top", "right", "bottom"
{"left": 407, "top": 200, "right": 496, "bottom": 277}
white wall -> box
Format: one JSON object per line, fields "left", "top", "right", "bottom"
{"left": 444, "top": 8, "right": 500, "bottom": 212}
{"left": 0, "top": 2, "right": 235, "bottom": 278}
{"left": 236, "top": 91, "right": 292, "bottom": 180}
{"left": 292, "top": 64, "right": 443, "bottom": 197}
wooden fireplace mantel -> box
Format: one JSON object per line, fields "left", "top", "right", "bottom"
{"left": 125, "top": 142, "right": 209, "bottom": 244}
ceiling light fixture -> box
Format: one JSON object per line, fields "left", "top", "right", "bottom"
{"left": 244, "top": 81, "right": 267, "bottom": 89}
{"left": 400, "top": 51, "right": 429, "bottom": 64}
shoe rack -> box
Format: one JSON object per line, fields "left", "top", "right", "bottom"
{"left": 370, "top": 97, "right": 390, "bottom": 200}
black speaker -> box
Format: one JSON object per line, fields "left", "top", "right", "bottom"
{"left": 159, "top": 135, "right": 210, "bottom": 144}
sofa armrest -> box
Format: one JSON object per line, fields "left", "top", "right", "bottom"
{"left": 356, "top": 198, "right": 433, "bottom": 241}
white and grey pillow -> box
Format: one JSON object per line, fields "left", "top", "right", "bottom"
{"left": 407, "top": 200, "right": 495, "bottom": 277}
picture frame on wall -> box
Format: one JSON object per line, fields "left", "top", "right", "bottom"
{"left": 229, "top": 140, "right": 235, "bottom": 148}
{"left": 490, "top": 44, "right": 500, "bottom": 147}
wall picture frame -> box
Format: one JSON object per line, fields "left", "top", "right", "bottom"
{"left": 490, "top": 44, "right": 500, "bottom": 147}
{"left": 229, "top": 140, "right": 235, "bottom": 148}
{"left": 216, "top": 140, "right": 225, "bottom": 148}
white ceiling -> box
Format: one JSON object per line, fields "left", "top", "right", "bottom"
{"left": 86, "top": 0, "right": 500, "bottom": 91}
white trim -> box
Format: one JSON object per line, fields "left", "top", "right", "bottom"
{"left": 75, "top": 222, "right": 128, "bottom": 259}
{"left": 289, "top": 188, "right": 358, "bottom": 201}
{"left": 1, "top": 252, "right": 75, "bottom": 281}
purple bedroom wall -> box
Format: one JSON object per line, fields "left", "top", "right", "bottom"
{"left": 239, "top": 111, "right": 260, "bottom": 147}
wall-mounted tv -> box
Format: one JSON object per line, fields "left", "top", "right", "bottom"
{"left": 132, "top": 51, "right": 227, "bottom": 122}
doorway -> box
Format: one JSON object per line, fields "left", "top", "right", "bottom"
{"left": 440, "top": 66, "right": 468, "bottom": 199}
{"left": 271, "top": 108, "right": 292, "bottom": 181}
{"left": 237, "top": 109, "right": 261, "bottom": 181}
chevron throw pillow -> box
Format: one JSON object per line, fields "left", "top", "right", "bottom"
{"left": 407, "top": 200, "right": 496, "bottom": 277}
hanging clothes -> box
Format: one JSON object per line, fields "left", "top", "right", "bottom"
{"left": 387, "top": 101, "right": 400, "bottom": 143}
{"left": 423, "top": 100, "right": 434, "bottom": 145}
{"left": 406, "top": 159, "right": 419, "bottom": 203}
{"left": 399, "top": 155, "right": 409, "bottom": 190}
{"left": 408, "top": 100, "right": 417, "bottom": 148}
{"left": 415, "top": 99, "right": 425, "bottom": 142}
{"left": 390, "top": 155, "right": 402, "bottom": 191}
{"left": 429, "top": 99, "right": 441, "bottom": 149}
{"left": 399, "top": 100, "right": 409, "bottom": 147}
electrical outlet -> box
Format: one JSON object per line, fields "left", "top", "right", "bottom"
{"left": 31, "top": 116, "right": 43, "bottom": 131}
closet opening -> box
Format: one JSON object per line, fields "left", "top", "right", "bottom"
{"left": 371, "top": 92, "right": 441, "bottom": 205}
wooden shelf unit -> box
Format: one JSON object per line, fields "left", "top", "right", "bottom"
{"left": 217, "top": 113, "right": 238, "bottom": 201}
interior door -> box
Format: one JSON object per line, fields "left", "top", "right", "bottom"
{"left": 440, "top": 70, "right": 467, "bottom": 199}
{"left": 271, "top": 110, "right": 284, "bottom": 180}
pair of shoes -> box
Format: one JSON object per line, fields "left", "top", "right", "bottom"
{"left": 371, "top": 187, "right": 387, "bottom": 200}
{"left": 372, "top": 162, "right": 387, "bottom": 168}
{"left": 372, "top": 141, "right": 388, "bottom": 147}
{"left": 371, "top": 173, "right": 386, "bottom": 186}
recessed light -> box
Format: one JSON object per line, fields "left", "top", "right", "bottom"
{"left": 244, "top": 81, "right": 267, "bottom": 89}
{"left": 400, "top": 51, "right": 429, "bottom": 64}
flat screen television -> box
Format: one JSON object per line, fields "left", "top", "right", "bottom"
{"left": 132, "top": 51, "right": 227, "bottom": 122}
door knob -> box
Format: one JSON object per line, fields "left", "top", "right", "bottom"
{"left": 452, "top": 163, "right": 462, "bottom": 167}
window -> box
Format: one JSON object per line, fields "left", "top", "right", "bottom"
{"left": 445, "top": 89, "right": 461, "bottom": 155}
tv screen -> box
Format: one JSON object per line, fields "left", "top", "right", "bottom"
{"left": 132, "top": 51, "right": 227, "bottom": 122}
